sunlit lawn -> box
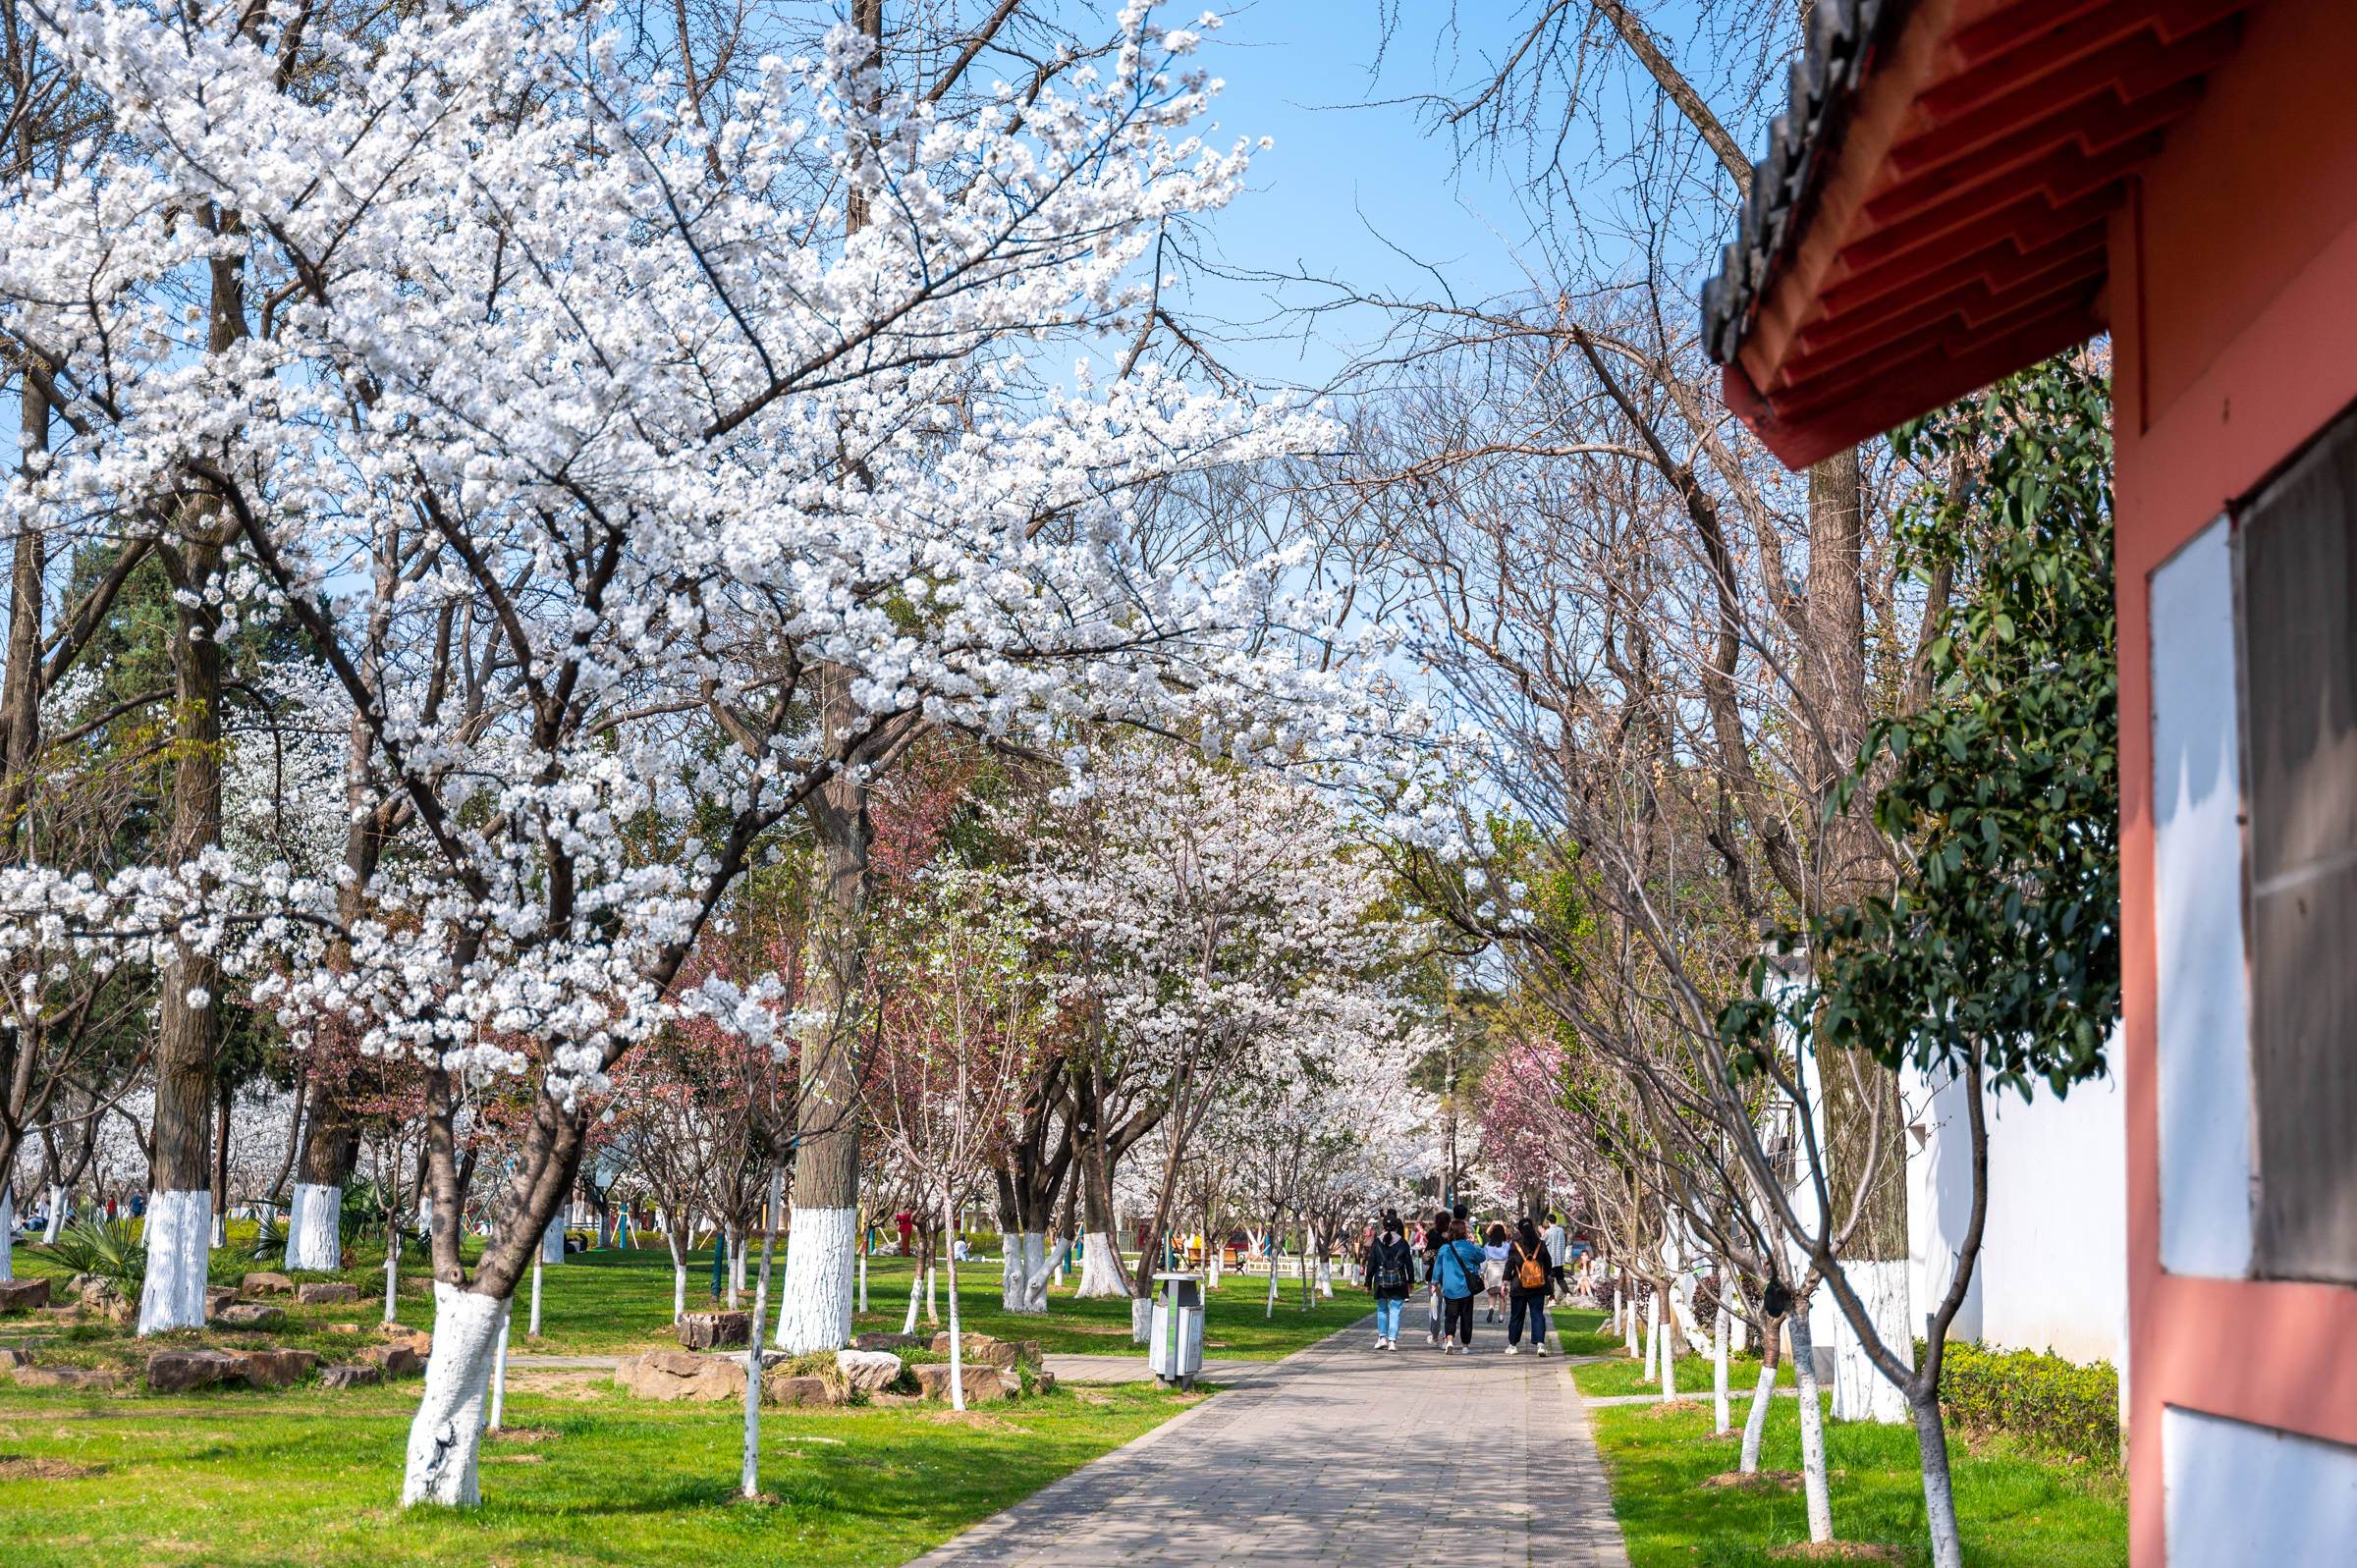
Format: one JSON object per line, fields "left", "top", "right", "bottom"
{"left": 0, "top": 1372, "right": 1200, "bottom": 1567}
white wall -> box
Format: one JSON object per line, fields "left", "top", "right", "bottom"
{"left": 1907, "top": 1050, "right": 2127, "bottom": 1369}
{"left": 2165, "top": 1407, "right": 2357, "bottom": 1565}
{"left": 2149, "top": 515, "right": 2254, "bottom": 1279}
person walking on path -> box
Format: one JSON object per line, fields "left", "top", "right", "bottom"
{"left": 1480, "top": 1221, "right": 1511, "bottom": 1323}
{"left": 1421, "top": 1208, "right": 1452, "bottom": 1348}
{"left": 1363, "top": 1211, "right": 1415, "bottom": 1351}
{"left": 1542, "top": 1212, "right": 1569, "bottom": 1296}
{"left": 1504, "top": 1217, "right": 1558, "bottom": 1356}
{"left": 1434, "top": 1219, "right": 1489, "bottom": 1354}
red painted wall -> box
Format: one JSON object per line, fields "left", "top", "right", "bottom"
{"left": 2110, "top": 4, "right": 2357, "bottom": 1565}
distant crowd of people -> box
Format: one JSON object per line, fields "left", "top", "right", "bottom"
{"left": 1359, "top": 1204, "right": 1572, "bottom": 1354}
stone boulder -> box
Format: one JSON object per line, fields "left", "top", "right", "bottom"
{"left": 377, "top": 1324, "right": 432, "bottom": 1356}
{"left": 615, "top": 1349, "right": 744, "bottom": 1402}
{"left": 0, "top": 1276, "right": 51, "bottom": 1312}
{"left": 242, "top": 1271, "right": 295, "bottom": 1296}
{"left": 0, "top": 1346, "right": 32, "bottom": 1370}
{"left": 296, "top": 1282, "right": 358, "bottom": 1306}
{"left": 359, "top": 1343, "right": 423, "bottom": 1378}
{"left": 203, "top": 1285, "right": 239, "bottom": 1320}
{"left": 317, "top": 1364, "right": 382, "bottom": 1390}
{"left": 146, "top": 1350, "right": 248, "bottom": 1393}
{"left": 930, "top": 1332, "right": 1040, "bottom": 1370}
{"left": 763, "top": 1373, "right": 842, "bottom": 1407}
{"left": 851, "top": 1331, "right": 924, "bottom": 1352}
{"left": 217, "top": 1303, "right": 285, "bottom": 1326}
{"left": 912, "top": 1363, "right": 1007, "bottom": 1404}
{"left": 240, "top": 1349, "right": 319, "bottom": 1388}
{"left": 677, "top": 1310, "right": 749, "bottom": 1350}
{"left": 835, "top": 1349, "right": 904, "bottom": 1392}
{"left": 13, "top": 1365, "right": 120, "bottom": 1390}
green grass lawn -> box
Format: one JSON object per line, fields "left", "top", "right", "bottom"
{"left": 0, "top": 1369, "right": 1202, "bottom": 1566}
{"left": 1577, "top": 1345, "right": 2125, "bottom": 1566}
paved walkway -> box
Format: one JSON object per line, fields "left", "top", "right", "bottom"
{"left": 909, "top": 1314, "right": 1630, "bottom": 1567}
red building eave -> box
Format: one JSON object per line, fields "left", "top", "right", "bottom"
{"left": 1700, "top": 0, "right": 2254, "bottom": 470}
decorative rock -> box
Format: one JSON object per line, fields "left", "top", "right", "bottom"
{"left": 13, "top": 1365, "right": 120, "bottom": 1390}
{"left": 242, "top": 1271, "right": 295, "bottom": 1296}
{"left": 930, "top": 1332, "right": 1040, "bottom": 1370}
{"left": 359, "top": 1343, "right": 423, "bottom": 1378}
{"left": 296, "top": 1282, "right": 358, "bottom": 1306}
{"left": 677, "top": 1310, "right": 749, "bottom": 1350}
{"left": 1031, "top": 1370, "right": 1057, "bottom": 1396}
{"left": 835, "top": 1349, "right": 903, "bottom": 1392}
{"left": 240, "top": 1349, "right": 319, "bottom": 1387}
{"left": 326, "top": 1324, "right": 362, "bottom": 1334}
{"left": 217, "top": 1303, "right": 286, "bottom": 1326}
{"left": 317, "top": 1364, "right": 381, "bottom": 1390}
{"left": 615, "top": 1349, "right": 743, "bottom": 1402}
{"left": 912, "top": 1363, "right": 1007, "bottom": 1404}
{"left": 203, "top": 1285, "right": 239, "bottom": 1320}
{"left": 764, "top": 1373, "right": 841, "bottom": 1407}
{"left": 0, "top": 1276, "right": 51, "bottom": 1312}
{"left": 145, "top": 1349, "right": 248, "bottom": 1393}
{"left": 377, "top": 1323, "right": 431, "bottom": 1355}
{"left": 851, "top": 1331, "right": 924, "bottom": 1352}
{"left": 0, "top": 1346, "right": 32, "bottom": 1370}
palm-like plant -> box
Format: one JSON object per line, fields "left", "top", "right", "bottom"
{"left": 45, "top": 1217, "right": 147, "bottom": 1292}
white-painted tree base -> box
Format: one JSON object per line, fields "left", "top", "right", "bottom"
{"left": 1826, "top": 1262, "right": 1913, "bottom": 1424}
{"left": 1000, "top": 1231, "right": 1054, "bottom": 1313}
{"left": 1074, "top": 1232, "right": 1125, "bottom": 1298}
{"left": 138, "top": 1189, "right": 212, "bottom": 1334}
{"left": 1, "top": 1189, "right": 13, "bottom": 1279}
{"left": 1129, "top": 1295, "right": 1152, "bottom": 1343}
{"left": 286, "top": 1182, "right": 342, "bottom": 1271}
{"left": 42, "top": 1185, "right": 64, "bottom": 1243}
{"left": 402, "top": 1284, "right": 507, "bottom": 1506}
{"left": 1739, "top": 1361, "right": 1777, "bottom": 1472}
{"left": 772, "top": 1205, "right": 856, "bottom": 1352}
{"left": 540, "top": 1217, "right": 566, "bottom": 1266}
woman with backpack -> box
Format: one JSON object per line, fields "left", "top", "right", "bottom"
{"left": 1433, "top": 1218, "right": 1490, "bottom": 1354}
{"left": 1362, "top": 1211, "right": 1415, "bottom": 1350}
{"left": 1503, "top": 1217, "right": 1557, "bottom": 1355}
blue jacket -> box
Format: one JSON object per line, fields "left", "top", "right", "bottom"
{"left": 1435, "top": 1237, "right": 1488, "bottom": 1299}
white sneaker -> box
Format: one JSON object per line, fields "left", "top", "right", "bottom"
{"left": 1506, "top": 1344, "right": 1519, "bottom": 1355}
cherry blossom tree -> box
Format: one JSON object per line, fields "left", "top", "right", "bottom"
{"left": 0, "top": 0, "right": 1401, "bottom": 1505}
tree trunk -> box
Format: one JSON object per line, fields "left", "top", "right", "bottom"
{"left": 774, "top": 680, "right": 871, "bottom": 1353}
{"left": 742, "top": 1166, "right": 782, "bottom": 1498}
{"left": 288, "top": 1094, "right": 356, "bottom": 1270}
{"left": 1790, "top": 1303, "right": 1835, "bottom": 1543}
{"left": 943, "top": 1193, "right": 966, "bottom": 1412}
{"left": 400, "top": 1283, "right": 505, "bottom": 1505}
{"left": 1913, "top": 1386, "right": 1965, "bottom": 1568}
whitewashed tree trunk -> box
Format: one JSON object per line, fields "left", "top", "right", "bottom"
{"left": 999, "top": 1230, "right": 1022, "bottom": 1310}
{"left": 1315, "top": 1260, "right": 1333, "bottom": 1298}
{"left": 212, "top": 1206, "right": 228, "bottom": 1248}
{"left": 925, "top": 1266, "right": 938, "bottom": 1325}
{"left": 382, "top": 1223, "right": 401, "bottom": 1324}
{"left": 944, "top": 1200, "right": 965, "bottom": 1412}
{"left": 902, "top": 1265, "right": 922, "bottom": 1334}
{"left": 1001, "top": 1231, "right": 1054, "bottom": 1314}
{"left": 666, "top": 1231, "right": 687, "bottom": 1324}
{"left": 287, "top": 1182, "right": 342, "bottom": 1270}
{"left": 137, "top": 1189, "right": 212, "bottom": 1334}
{"left": 1129, "top": 1293, "right": 1152, "bottom": 1343}
{"left": 1714, "top": 1297, "right": 1731, "bottom": 1433}
{"left": 1625, "top": 1291, "right": 1640, "bottom": 1357}
{"left": 43, "top": 1185, "right": 64, "bottom": 1243}
{"left": 1913, "top": 1388, "right": 1966, "bottom": 1568}
{"left": 1073, "top": 1232, "right": 1126, "bottom": 1298}
{"left": 0, "top": 1187, "right": 12, "bottom": 1278}
{"left": 1207, "top": 1255, "right": 1219, "bottom": 1289}
{"left": 528, "top": 1256, "right": 543, "bottom": 1337}
{"left": 488, "top": 1302, "right": 510, "bottom": 1433}
{"left": 401, "top": 1284, "right": 505, "bottom": 1507}
{"left": 743, "top": 1168, "right": 782, "bottom": 1500}
{"left": 855, "top": 1249, "right": 866, "bottom": 1313}
{"left": 539, "top": 1217, "right": 566, "bottom": 1266}
{"left": 1739, "top": 1361, "right": 1776, "bottom": 1473}
{"left": 771, "top": 1205, "right": 856, "bottom": 1352}
{"left": 1645, "top": 1291, "right": 1661, "bottom": 1383}
{"left": 1790, "top": 1306, "right": 1835, "bottom": 1543}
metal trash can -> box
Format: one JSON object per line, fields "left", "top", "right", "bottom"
{"left": 1149, "top": 1271, "right": 1205, "bottom": 1388}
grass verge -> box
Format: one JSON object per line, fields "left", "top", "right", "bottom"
{"left": 0, "top": 1373, "right": 1199, "bottom": 1566}
{"left": 1580, "top": 1366, "right": 2125, "bottom": 1565}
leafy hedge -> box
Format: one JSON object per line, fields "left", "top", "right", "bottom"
{"left": 1935, "top": 1340, "right": 2119, "bottom": 1461}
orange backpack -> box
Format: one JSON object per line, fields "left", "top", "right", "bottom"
{"left": 1515, "top": 1241, "right": 1548, "bottom": 1290}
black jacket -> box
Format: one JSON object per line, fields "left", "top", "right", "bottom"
{"left": 1506, "top": 1236, "right": 1562, "bottom": 1300}
{"left": 1363, "top": 1233, "right": 1416, "bottom": 1300}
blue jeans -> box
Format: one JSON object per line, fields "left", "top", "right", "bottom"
{"left": 1507, "top": 1293, "right": 1548, "bottom": 1345}
{"left": 1374, "top": 1296, "right": 1403, "bottom": 1339}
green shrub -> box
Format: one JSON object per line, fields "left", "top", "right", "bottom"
{"left": 45, "top": 1218, "right": 146, "bottom": 1292}
{"left": 1936, "top": 1340, "right": 2119, "bottom": 1461}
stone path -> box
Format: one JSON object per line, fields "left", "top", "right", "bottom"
{"left": 908, "top": 1313, "right": 1630, "bottom": 1567}
{"left": 1043, "top": 1354, "right": 1275, "bottom": 1386}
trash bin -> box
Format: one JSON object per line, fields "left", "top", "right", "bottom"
{"left": 1148, "top": 1271, "right": 1205, "bottom": 1388}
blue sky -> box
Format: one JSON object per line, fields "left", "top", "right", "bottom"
{"left": 1151, "top": 2, "right": 1552, "bottom": 390}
